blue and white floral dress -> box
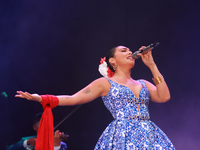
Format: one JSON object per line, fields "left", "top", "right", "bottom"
{"left": 94, "top": 79, "right": 175, "bottom": 150}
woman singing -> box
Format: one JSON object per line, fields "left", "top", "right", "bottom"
{"left": 16, "top": 45, "right": 175, "bottom": 149}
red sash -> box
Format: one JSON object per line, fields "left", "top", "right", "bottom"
{"left": 35, "top": 95, "right": 59, "bottom": 150}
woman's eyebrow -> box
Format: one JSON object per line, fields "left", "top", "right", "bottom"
{"left": 120, "top": 48, "right": 128, "bottom": 50}
{"left": 120, "top": 47, "right": 131, "bottom": 51}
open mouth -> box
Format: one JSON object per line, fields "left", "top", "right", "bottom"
{"left": 127, "top": 56, "right": 133, "bottom": 60}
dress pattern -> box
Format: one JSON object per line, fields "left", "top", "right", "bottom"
{"left": 94, "top": 79, "right": 175, "bottom": 150}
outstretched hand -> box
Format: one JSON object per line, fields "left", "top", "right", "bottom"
{"left": 15, "top": 91, "right": 42, "bottom": 102}
{"left": 138, "top": 46, "right": 155, "bottom": 67}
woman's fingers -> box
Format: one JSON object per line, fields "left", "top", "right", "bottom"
{"left": 15, "top": 91, "right": 42, "bottom": 102}
{"left": 15, "top": 91, "right": 33, "bottom": 100}
{"left": 139, "top": 46, "right": 146, "bottom": 51}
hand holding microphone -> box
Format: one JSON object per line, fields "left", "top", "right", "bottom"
{"left": 132, "top": 42, "right": 159, "bottom": 59}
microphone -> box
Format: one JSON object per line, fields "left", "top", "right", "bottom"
{"left": 132, "top": 42, "right": 159, "bottom": 59}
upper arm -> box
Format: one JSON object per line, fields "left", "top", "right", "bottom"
{"left": 143, "top": 80, "right": 157, "bottom": 101}
{"left": 141, "top": 79, "right": 161, "bottom": 103}
{"left": 142, "top": 79, "right": 170, "bottom": 103}
{"left": 70, "top": 77, "right": 110, "bottom": 105}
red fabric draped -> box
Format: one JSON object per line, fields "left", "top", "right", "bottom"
{"left": 35, "top": 95, "right": 59, "bottom": 150}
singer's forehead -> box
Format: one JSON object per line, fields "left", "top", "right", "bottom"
{"left": 117, "top": 46, "right": 130, "bottom": 50}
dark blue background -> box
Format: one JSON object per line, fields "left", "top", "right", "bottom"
{"left": 1, "top": 0, "right": 200, "bottom": 149}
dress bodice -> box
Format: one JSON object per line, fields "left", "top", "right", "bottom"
{"left": 102, "top": 79, "right": 150, "bottom": 120}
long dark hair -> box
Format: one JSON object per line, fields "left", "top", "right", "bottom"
{"left": 105, "top": 46, "right": 117, "bottom": 72}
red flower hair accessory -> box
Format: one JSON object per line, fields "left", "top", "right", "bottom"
{"left": 98, "top": 57, "right": 114, "bottom": 78}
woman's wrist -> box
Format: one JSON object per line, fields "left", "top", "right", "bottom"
{"left": 148, "top": 63, "right": 163, "bottom": 79}
{"left": 148, "top": 63, "right": 157, "bottom": 71}
{"left": 36, "top": 95, "right": 42, "bottom": 103}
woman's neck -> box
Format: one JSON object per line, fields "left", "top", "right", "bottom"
{"left": 113, "top": 68, "right": 132, "bottom": 81}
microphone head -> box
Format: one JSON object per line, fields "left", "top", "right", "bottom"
{"left": 132, "top": 51, "right": 141, "bottom": 59}
{"left": 132, "top": 42, "right": 160, "bottom": 59}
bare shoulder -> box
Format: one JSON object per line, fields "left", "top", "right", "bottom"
{"left": 139, "top": 79, "right": 156, "bottom": 91}
{"left": 93, "top": 77, "right": 110, "bottom": 87}
{"left": 95, "top": 77, "right": 110, "bottom": 82}
{"left": 92, "top": 77, "right": 111, "bottom": 96}
{"left": 140, "top": 79, "right": 152, "bottom": 85}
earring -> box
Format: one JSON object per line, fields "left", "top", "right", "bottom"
{"left": 112, "top": 63, "right": 118, "bottom": 70}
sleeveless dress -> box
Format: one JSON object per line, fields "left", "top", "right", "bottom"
{"left": 94, "top": 79, "right": 175, "bottom": 150}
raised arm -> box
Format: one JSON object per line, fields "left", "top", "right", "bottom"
{"left": 15, "top": 77, "right": 110, "bottom": 105}
{"left": 142, "top": 65, "right": 171, "bottom": 103}
{"left": 139, "top": 47, "right": 170, "bottom": 103}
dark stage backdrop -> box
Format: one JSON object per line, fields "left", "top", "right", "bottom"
{"left": 1, "top": 0, "right": 200, "bottom": 149}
